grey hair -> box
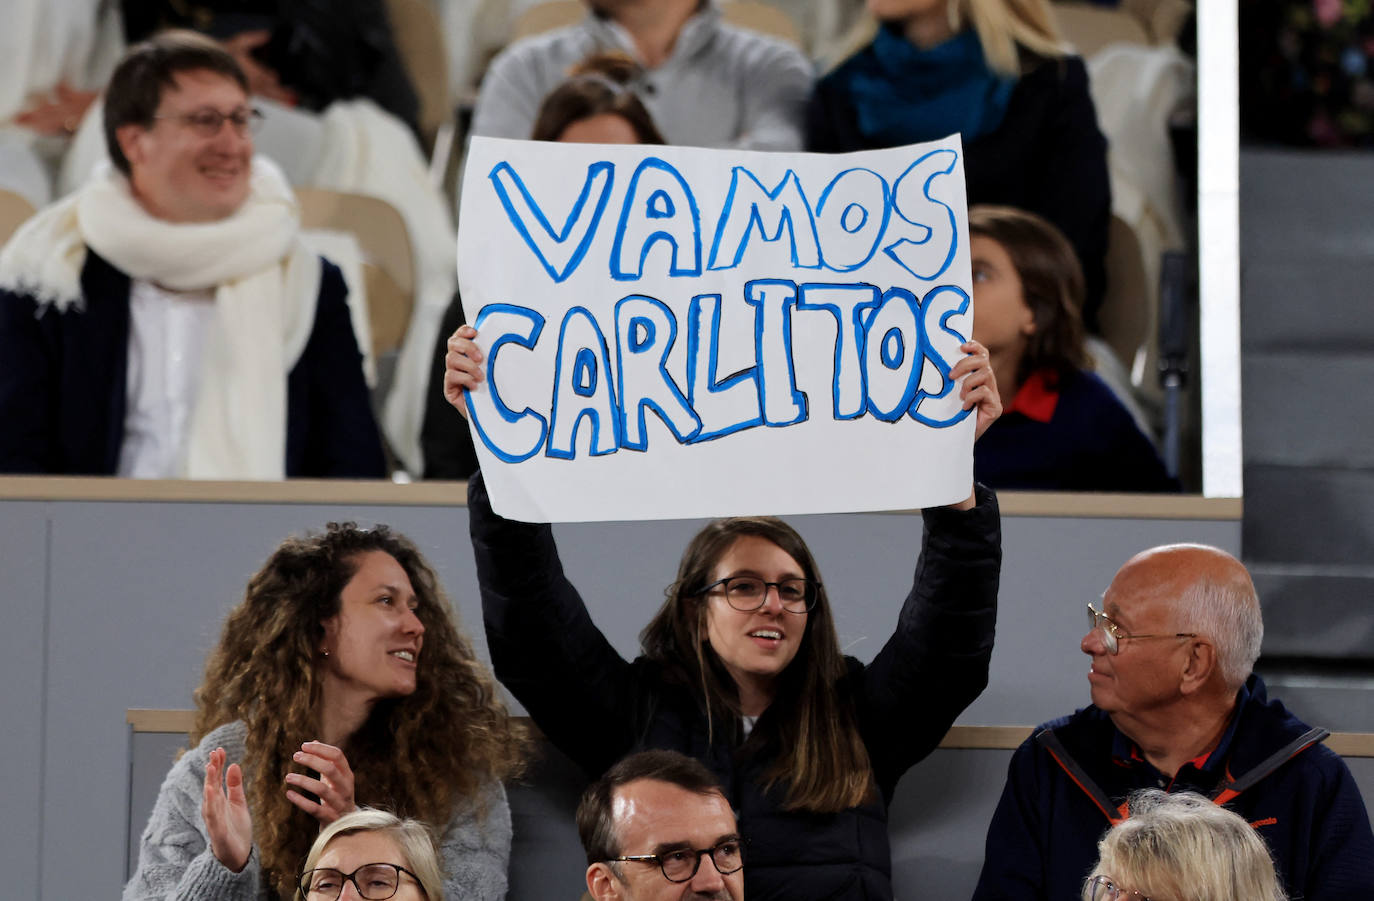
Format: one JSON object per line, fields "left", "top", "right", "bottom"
{"left": 1167, "top": 545, "right": 1263, "bottom": 690}
{"left": 299, "top": 807, "right": 444, "bottom": 901}
{"left": 1085, "top": 790, "right": 1286, "bottom": 901}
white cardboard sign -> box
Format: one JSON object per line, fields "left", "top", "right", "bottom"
{"left": 457, "top": 136, "right": 974, "bottom": 522}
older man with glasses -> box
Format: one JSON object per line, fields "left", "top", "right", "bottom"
{"left": 579, "top": 749, "right": 744, "bottom": 901}
{"left": 0, "top": 29, "right": 384, "bottom": 480}
{"left": 972, "top": 543, "right": 1374, "bottom": 901}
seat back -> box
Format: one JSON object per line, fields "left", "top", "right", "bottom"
{"left": 1098, "top": 213, "right": 1151, "bottom": 374}
{"left": 296, "top": 188, "right": 416, "bottom": 358}
{"left": 386, "top": 0, "right": 455, "bottom": 144}
{"left": 1051, "top": 2, "right": 1151, "bottom": 56}
{"left": 513, "top": 0, "right": 584, "bottom": 41}
{"left": 0, "top": 189, "right": 37, "bottom": 248}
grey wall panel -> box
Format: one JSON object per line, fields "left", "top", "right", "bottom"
{"left": 0, "top": 504, "right": 50, "bottom": 901}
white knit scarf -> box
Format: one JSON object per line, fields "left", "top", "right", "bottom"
{"left": 0, "top": 157, "right": 320, "bottom": 479}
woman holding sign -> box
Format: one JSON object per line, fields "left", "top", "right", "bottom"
{"left": 445, "top": 327, "right": 1001, "bottom": 901}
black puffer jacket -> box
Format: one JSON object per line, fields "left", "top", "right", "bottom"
{"left": 469, "top": 472, "right": 1001, "bottom": 901}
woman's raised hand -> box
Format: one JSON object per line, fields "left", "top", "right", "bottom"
{"left": 443, "top": 325, "right": 484, "bottom": 420}
{"left": 951, "top": 339, "right": 1002, "bottom": 441}
{"left": 946, "top": 339, "right": 1003, "bottom": 510}
{"left": 284, "top": 741, "right": 357, "bottom": 826}
{"left": 203, "top": 747, "right": 253, "bottom": 873}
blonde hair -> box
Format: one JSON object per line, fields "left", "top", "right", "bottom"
{"left": 830, "top": 0, "right": 1066, "bottom": 76}
{"left": 300, "top": 808, "right": 444, "bottom": 901}
{"left": 955, "top": 0, "right": 1066, "bottom": 75}
{"left": 1085, "top": 790, "right": 1287, "bottom": 901}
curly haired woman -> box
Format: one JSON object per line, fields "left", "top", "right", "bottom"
{"left": 123, "top": 523, "right": 527, "bottom": 901}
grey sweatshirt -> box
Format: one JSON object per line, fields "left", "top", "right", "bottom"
{"left": 123, "top": 721, "right": 512, "bottom": 901}
{"left": 470, "top": 2, "right": 814, "bottom": 150}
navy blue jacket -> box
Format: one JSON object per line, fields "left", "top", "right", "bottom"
{"left": 0, "top": 249, "right": 386, "bottom": 478}
{"left": 974, "top": 369, "right": 1178, "bottom": 492}
{"left": 469, "top": 471, "right": 1001, "bottom": 901}
{"left": 972, "top": 676, "right": 1374, "bottom": 901}
{"left": 808, "top": 52, "right": 1110, "bottom": 328}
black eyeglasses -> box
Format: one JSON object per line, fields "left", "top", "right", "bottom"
{"left": 608, "top": 839, "right": 744, "bottom": 883}
{"left": 697, "top": 577, "right": 818, "bottom": 614}
{"left": 299, "top": 863, "right": 422, "bottom": 900}
{"left": 1086, "top": 874, "right": 1152, "bottom": 901}
{"left": 154, "top": 106, "right": 264, "bottom": 137}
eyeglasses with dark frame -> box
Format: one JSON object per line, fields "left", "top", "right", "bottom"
{"left": 1086, "top": 874, "right": 1153, "bottom": 901}
{"left": 607, "top": 838, "right": 744, "bottom": 882}
{"left": 697, "top": 576, "right": 819, "bottom": 614}
{"left": 153, "top": 106, "right": 264, "bottom": 137}
{"left": 1086, "top": 603, "right": 1197, "bottom": 656}
{"left": 299, "top": 863, "right": 422, "bottom": 900}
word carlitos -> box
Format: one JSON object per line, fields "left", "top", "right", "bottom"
{"left": 466, "top": 278, "right": 971, "bottom": 463}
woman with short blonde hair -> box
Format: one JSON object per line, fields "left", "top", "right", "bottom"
{"left": 299, "top": 808, "right": 443, "bottom": 901}
{"left": 1084, "top": 790, "right": 1287, "bottom": 901}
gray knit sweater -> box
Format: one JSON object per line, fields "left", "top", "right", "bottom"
{"left": 122, "top": 722, "right": 512, "bottom": 901}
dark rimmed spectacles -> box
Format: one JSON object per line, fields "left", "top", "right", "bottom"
{"left": 697, "top": 577, "right": 818, "bottom": 614}
{"left": 1086, "top": 874, "right": 1152, "bottom": 901}
{"left": 154, "top": 106, "right": 264, "bottom": 137}
{"left": 1087, "top": 603, "right": 1196, "bottom": 656}
{"left": 299, "top": 863, "right": 423, "bottom": 900}
{"left": 608, "top": 839, "right": 744, "bottom": 882}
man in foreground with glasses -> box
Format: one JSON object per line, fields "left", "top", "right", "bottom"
{"left": 0, "top": 30, "right": 384, "bottom": 479}
{"left": 972, "top": 543, "right": 1374, "bottom": 901}
{"left": 578, "top": 749, "right": 744, "bottom": 901}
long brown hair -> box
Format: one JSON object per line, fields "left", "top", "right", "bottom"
{"left": 968, "top": 204, "right": 1089, "bottom": 387}
{"left": 191, "top": 523, "right": 528, "bottom": 898}
{"left": 639, "top": 518, "right": 873, "bottom": 813}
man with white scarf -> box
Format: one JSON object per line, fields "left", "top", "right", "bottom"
{"left": 0, "top": 31, "right": 386, "bottom": 481}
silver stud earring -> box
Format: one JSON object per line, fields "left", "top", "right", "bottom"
{"left": 322, "top": 648, "right": 330, "bottom": 657}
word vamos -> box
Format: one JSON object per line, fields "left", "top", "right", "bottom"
{"left": 466, "top": 278, "right": 971, "bottom": 463}
{"left": 489, "top": 149, "right": 961, "bottom": 285}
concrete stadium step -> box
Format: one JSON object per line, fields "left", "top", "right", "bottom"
{"left": 1254, "top": 669, "right": 1374, "bottom": 731}
{"left": 1240, "top": 149, "right": 1374, "bottom": 351}
{"left": 1242, "top": 464, "right": 1374, "bottom": 565}
{"left": 1251, "top": 563, "right": 1374, "bottom": 660}
{"left": 1242, "top": 351, "right": 1374, "bottom": 468}
{"left": 1240, "top": 257, "right": 1374, "bottom": 351}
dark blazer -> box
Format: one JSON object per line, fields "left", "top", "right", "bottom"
{"left": 0, "top": 249, "right": 386, "bottom": 477}
{"left": 469, "top": 470, "right": 1001, "bottom": 901}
